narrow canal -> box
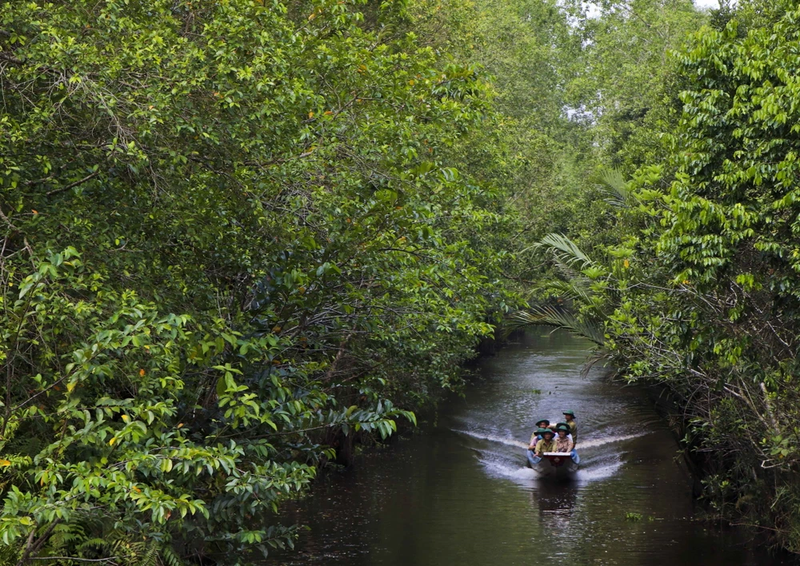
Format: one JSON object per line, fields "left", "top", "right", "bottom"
{"left": 268, "top": 331, "right": 792, "bottom": 565}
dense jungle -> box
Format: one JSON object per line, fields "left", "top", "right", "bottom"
{"left": 3, "top": 0, "right": 800, "bottom": 563}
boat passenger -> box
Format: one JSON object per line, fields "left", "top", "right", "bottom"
{"left": 554, "top": 421, "right": 572, "bottom": 441}
{"left": 554, "top": 424, "right": 574, "bottom": 453}
{"left": 562, "top": 410, "right": 577, "bottom": 446}
{"left": 529, "top": 419, "right": 551, "bottom": 446}
{"left": 534, "top": 428, "right": 556, "bottom": 457}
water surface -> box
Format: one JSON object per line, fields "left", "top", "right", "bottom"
{"left": 269, "top": 331, "right": 792, "bottom": 565}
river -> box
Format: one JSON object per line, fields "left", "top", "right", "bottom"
{"left": 267, "top": 331, "right": 793, "bottom": 565}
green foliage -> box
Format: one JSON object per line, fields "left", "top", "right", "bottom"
{"left": 448, "top": 0, "right": 706, "bottom": 294}
{"left": 0, "top": 0, "right": 511, "bottom": 562}
{"left": 595, "top": 2, "right": 800, "bottom": 551}
{"left": 0, "top": 0, "right": 741, "bottom": 559}
{"left": 562, "top": 0, "right": 706, "bottom": 171}
{"left": 511, "top": 233, "right": 612, "bottom": 346}
{"left": 511, "top": 305, "right": 605, "bottom": 346}
{"left": 504, "top": 0, "right": 800, "bottom": 551}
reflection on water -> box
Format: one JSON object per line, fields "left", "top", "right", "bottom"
{"left": 266, "top": 331, "right": 793, "bottom": 566}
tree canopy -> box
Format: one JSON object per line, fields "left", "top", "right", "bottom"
{"left": 0, "top": 0, "right": 512, "bottom": 562}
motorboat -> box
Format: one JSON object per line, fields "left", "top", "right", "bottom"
{"left": 526, "top": 450, "right": 580, "bottom": 478}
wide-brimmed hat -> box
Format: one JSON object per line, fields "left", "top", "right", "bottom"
{"left": 562, "top": 410, "right": 576, "bottom": 417}
{"left": 538, "top": 428, "right": 555, "bottom": 437}
{"left": 535, "top": 418, "right": 550, "bottom": 427}
{"left": 555, "top": 423, "right": 570, "bottom": 433}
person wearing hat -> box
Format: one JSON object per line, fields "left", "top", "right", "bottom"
{"left": 554, "top": 423, "right": 574, "bottom": 453}
{"left": 533, "top": 428, "right": 556, "bottom": 457}
{"left": 528, "top": 419, "right": 551, "bottom": 448}
{"left": 561, "top": 410, "right": 577, "bottom": 446}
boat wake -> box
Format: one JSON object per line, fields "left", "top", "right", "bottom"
{"left": 481, "top": 458, "right": 538, "bottom": 480}
{"left": 574, "top": 433, "right": 648, "bottom": 449}
{"left": 454, "top": 428, "right": 651, "bottom": 484}
{"left": 453, "top": 430, "right": 529, "bottom": 449}
{"left": 480, "top": 457, "right": 625, "bottom": 483}
{"left": 574, "top": 460, "right": 624, "bottom": 481}
{"left": 454, "top": 429, "right": 649, "bottom": 451}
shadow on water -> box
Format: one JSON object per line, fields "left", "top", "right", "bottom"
{"left": 265, "top": 331, "right": 795, "bottom": 566}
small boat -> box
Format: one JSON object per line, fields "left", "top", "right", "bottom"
{"left": 526, "top": 450, "right": 580, "bottom": 478}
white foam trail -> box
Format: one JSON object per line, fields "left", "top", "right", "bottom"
{"left": 574, "top": 461, "right": 624, "bottom": 481}
{"left": 482, "top": 458, "right": 624, "bottom": 483}
{"left": 454, "top": 429, "right": 649, "bottom": 451}
{"left": 576, "top": 433, "right": 647, "bottom": 449}
{"left": 454, "top": 430, "right": 529, "bottom": 449}
{"left": 481, "top": 459, "right": 537, "bottom": 480}
{"left": 458, "top": 429, "right": 651, "bottom": 485}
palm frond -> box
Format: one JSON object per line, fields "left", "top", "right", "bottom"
{"left": 510, "top": 305, "right": 605, "bottom": 346}
{"left": 596, "top": 168, "right": 631, "bottom": 208}
{"left": 552, "top": 255, "right": 579, "bottom": 280}
{"left": 539, "top": 277, "right": 593, "bottom": 303}
{"left": 532, "top": 233, "right": 597, "bottom": 271}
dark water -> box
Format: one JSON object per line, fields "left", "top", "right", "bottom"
{"left": 268, "top": 331, "right": 793, "bottom": 565}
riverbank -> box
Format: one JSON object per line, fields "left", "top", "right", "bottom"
{"left": 640, "top": 379, "right": 800, "bottom": 557}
